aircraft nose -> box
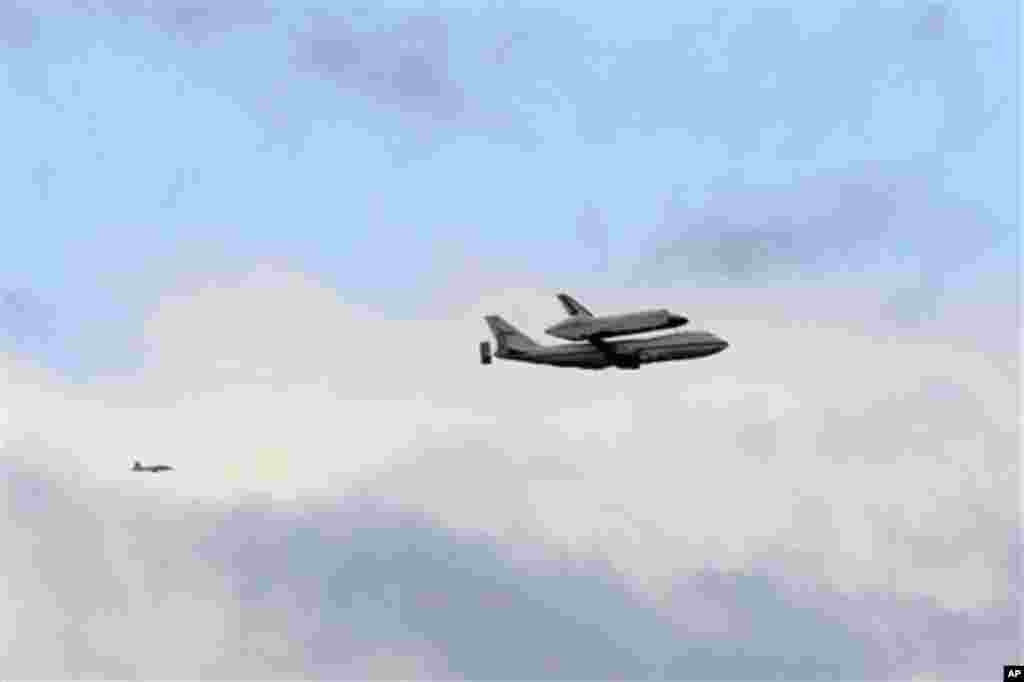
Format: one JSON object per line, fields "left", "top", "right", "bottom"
{"left": 716, "top": 337, "right": 729, "bottom": 352}
{"left": 669, "top": 314, "right": 689, "bottom": 326}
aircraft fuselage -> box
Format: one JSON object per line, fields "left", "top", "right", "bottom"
{"left": 496, "top": 330, "right": 728, "bottom": 369}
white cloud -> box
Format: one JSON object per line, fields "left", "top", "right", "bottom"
{"left": 1, "top": 265, "right": 1016, "bottom": 616}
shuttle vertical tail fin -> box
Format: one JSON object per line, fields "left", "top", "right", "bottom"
{"left": 556, "top": 293, "right": 593, "bottom": 317}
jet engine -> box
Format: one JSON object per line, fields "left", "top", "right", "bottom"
{"left": 479, "top": 340, "right": 492, "bottom": 364}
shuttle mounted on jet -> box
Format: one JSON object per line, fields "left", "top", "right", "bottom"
{"left": 479, "top": 293, "right": 728, "bottom": 370}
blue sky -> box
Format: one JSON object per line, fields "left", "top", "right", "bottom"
{"left": 0, "top": 1, "right": 1018, "bottom": 679}
{"left": 1, "top": 2, "right": 1016, "bottom": 363}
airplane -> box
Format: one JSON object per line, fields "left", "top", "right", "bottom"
{"left": 479, "top": 294, "right": 728, "bottom": 370}
{"left": 544, "top": 293, "right": 689, "bottom": 341}
{"left": 132, "top": 460, "right": 174, "bottom": 473}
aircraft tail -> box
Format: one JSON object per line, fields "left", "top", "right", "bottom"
{"left": 484, "top": 315, "right": 539, "bottom": 352}
{"left": 557, "top": 293, "right": 593, "bottom": 317}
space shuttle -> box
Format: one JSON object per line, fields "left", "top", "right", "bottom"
{"left": 543, "top": 293, "right": 689, "bottom": 341}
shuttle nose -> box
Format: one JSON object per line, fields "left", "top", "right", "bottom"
{"left": 715, "top": 337, "right": 729, "bottom": 353}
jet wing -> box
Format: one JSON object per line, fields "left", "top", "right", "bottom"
{"left": 586, "top": 336, "right": 639, "bottom": 368}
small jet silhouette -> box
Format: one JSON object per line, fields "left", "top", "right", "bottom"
{"left": 132, "top": 460, "right": 173, "bottom": 473}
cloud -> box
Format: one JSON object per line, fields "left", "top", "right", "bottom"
{"left": 2, "top": 264, "right": 1016, "bottom": 616}
{"left": 200, "top": 497, "right": 896, "bottom": 680}
{"left": 0, "top": 287, "right": 55, "bottom": 346}
{"left": 634, "top": 165, "right": 1003, "bottom": 314}
{"left": 282, "top": 8, "right": 557, "bottom": 142}
{"left": 0, "top": 259, "right": 1016, "bottom": 678}
{"left": 30, "top": 160, "right": 55, "bottom": 201}
{"left": 1, "top": 454, "right": 249, "bottom": 678}
{"left": 10, "top": 4, "right": 542, "bottom": 144}
{"left": 4, "top": 440, "right": 1013, "bottom": 679}
{"left": 13, "top": 2, "right": 1004, "bottom": 155}
{"left": 293, "top": 13, "right": 466, "bottom": 125}
{"left": 539, "top": 3, "right": 998, "bottom": 156}
{"left": 0, "top": 450, "right": 470, "bottom": 679}
{"left": 913, "top": 3, "right": 952, "bottom": 42}
{"left": 0, "top": 1, "right": 38, "bottom": 48}
{"left": 102, "top": 0, "right": 273, "bottom": 43}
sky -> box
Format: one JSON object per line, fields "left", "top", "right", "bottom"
{"left": 0, "top": 1, "right": 1019, "bottom": 680}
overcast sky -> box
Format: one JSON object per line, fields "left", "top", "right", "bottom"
{"left": 0, "top": 1, "right": 1018, "bottom": 680}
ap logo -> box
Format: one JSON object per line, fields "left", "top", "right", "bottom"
{"left": 1006, "top": 665, "right": 1023, "bottom": 679}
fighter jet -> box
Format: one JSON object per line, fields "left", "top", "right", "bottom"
{"left": 131, "top": 460, "right": 173, "bottom": 473}
{"left": 545, "top": 293, "right": 689, "bottom": 341}
{"left": 479, "top": 294, "right": 728, "bottom": 370}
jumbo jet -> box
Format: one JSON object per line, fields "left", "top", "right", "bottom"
{"left": 479, "top": 293, "right": 728, "bottom": 370}
{"left": 131, "top": 460, "right": 173, "bottom": 473}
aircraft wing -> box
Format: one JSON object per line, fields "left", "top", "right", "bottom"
{"left": 586, "top": 336, "right": 638, "bottom": 368}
